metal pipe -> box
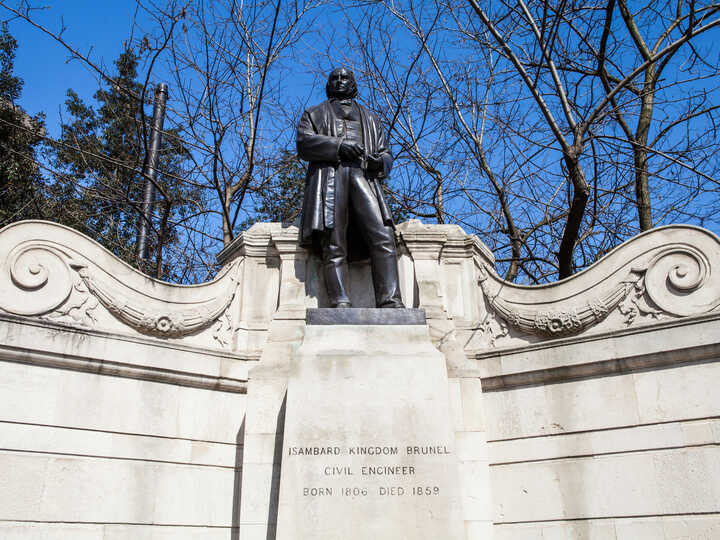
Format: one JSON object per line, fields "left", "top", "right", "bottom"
{"left": 136, "top": 83, "right": 168, "bottom": 262}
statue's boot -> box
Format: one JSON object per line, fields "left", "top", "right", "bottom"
{"left": 371, "top": 251, "right": 405, "bottom": 308}
{"left": 323, "top": 261, "right": 352, "bottom": 307}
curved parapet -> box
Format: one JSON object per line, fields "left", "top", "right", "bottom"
{"left": 4, "top": 220, "right": 719, "bottom": 355}
{"left": 477, "top": 225, "right": 720, "bottom": 339}
{"left": 0, "top": 220, "right": 241, "bottom": 344}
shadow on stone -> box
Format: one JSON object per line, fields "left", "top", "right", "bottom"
{"left": 230, "top": 419, "right": 245, "bottom": 540}
{"left": 266, "top": 393, "right": 287, "bottom": 540}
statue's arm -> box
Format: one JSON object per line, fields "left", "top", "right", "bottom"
{"left": 296, "top": 110, "right": 341, "bottom": 162}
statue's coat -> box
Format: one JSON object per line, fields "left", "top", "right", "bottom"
{"left": 296, "top": 99, "right": 394, "bottom": 261}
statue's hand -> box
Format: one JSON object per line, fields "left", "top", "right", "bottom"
{"left": 339, "top": 141, "right": 364, "bottom": 161}
{"left": 367, "top": 153, "right": 384, "bottom": 174}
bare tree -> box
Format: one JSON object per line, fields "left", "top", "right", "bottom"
{"left": 466, "top": 0, "right": 720, "bottom": 277}
{"left": 4, "top": 0, "right": 720, "bottom": 284}
{"left": 157, "top": 0, "right": 321, "bottom": 245}
{"left": 1, "top": 0, "right": 322, "bottom": 279}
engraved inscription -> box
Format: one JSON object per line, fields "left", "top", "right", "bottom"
{"left": 285, "top": 442, "right": 450, "bottom": 498}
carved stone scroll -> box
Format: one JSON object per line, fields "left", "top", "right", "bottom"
{"left": 476, "top": 227, "right": 720, "bottom": 340}
{"left": 0, "top": 221, "right": 243, "bottom": 340}
{"left": 643, "top": 246, "right": 720, "bottom": 316}
{"left": 0, "top": 243, "right": 78, "bottom": 316}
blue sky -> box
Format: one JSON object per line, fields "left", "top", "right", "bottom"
{"left": 7, "top": 2, "right": 141, "bottom": 136}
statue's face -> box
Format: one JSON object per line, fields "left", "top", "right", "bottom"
{"left": 326, "top": 68, "right": 357, "bottom": 99}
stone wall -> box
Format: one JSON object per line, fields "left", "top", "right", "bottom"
{"left": 0, "top": 221, "right": 251, "bottom": 538}
{"left": 0, "top": 219, "right": 718, "bottom": 539}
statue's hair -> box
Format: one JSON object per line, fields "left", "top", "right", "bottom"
{"left": 326, "top": 67, "right": 358, "bottom": 99}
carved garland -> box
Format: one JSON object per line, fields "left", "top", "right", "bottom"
{"left": 477, "top": 245, "right": 720, "bottom": 338}
{"left": 71, "top": 262, "right": 240, "bottom": 338}
{"left": 478, "top": 266, "right": 643, "bottom": 337}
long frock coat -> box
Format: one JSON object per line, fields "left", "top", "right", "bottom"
{"left": 296, "top": 99, "right": 394, "bottom": 261}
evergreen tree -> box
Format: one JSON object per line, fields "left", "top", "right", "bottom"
{"left": 252, "top": 151, "right": 306, "bottom": 224}
{"left": 0, "top": 22, "right": 46, "bottom": 227}
{"left": 51, "top": 49, "right": 192, "bottom": 278}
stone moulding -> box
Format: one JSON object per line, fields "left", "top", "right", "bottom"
{"left": 0, "top": 220, "right": 242, "bottom": 339}
{"left": 477, "top": 226, "right": 720, "bottom": 338}
{"left": 0, "top": 339, "right": 249, "bottom": 394}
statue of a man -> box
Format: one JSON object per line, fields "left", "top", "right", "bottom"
{"left": 297, "top": 67, "right": 404, "bottom": 309}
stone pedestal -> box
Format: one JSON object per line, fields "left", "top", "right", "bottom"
{"left": 276, "top": 310, "right": 464, "bottom": 540}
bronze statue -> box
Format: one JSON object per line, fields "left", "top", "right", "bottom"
{"left": 297, "top": 67, "right": 404, "bottom": 309}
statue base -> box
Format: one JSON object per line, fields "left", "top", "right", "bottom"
{"left": 306, "top": 307, "right": 426, "bottom": 325}
{"left": 275, "top": 311, "right": 464, "bottom": 539}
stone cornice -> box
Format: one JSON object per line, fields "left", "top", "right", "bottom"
{"left": 0, "top": 343, "right": 249, "bottom": 394}
{"left": 0, "top": 313, "right": 254, "bottom": 393}
{"left": 480, "top": 341, "right": 720, "bottom": 392}
{"left": 466, "top": 310, "right": 720, "bottom": 389}
{"left": 472, "top": 309, "right": 720, "bottom": 362}
{"left": 217, "top": 221, "right": 293, "bottom": 263}
{"left": 0, "top": 311, "right": 260, "bottom": 360}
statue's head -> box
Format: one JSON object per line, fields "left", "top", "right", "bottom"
{"left": 326, "top": 67, "right": 358, "bottom": 99}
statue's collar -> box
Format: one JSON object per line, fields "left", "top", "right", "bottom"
{"left": 330, "top": 97, "right": 354, "bottom": 107}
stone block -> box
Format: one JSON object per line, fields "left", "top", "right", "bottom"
{"left": 458, "top": 461, "right": 492, "bottom": 521}
{"left": 484, "top": 372, "right": 641, "bottom": 440}
{"left": 459, "top": 378, "right": 486, "bottom": 431}
{"left": 634, "top": 360, "right": 720, "bottom": 423}
{"left": 464, "top": 520, "right": 493, "bottom": 540}
{"left": 238, "top": 523, "right": 277, "bottom": 540}
{"left": 275, "top": 324, "right": 465, "bottom": 539}
{"left": 491, "top": 452, "right": 661, "bottom": 522}
{"left": 615, "top": 519, "right": 666, "bottom": 539}
{"left": 0, "top": 422, "right": 235, "bottom": 468}
{"left": 102, "top": 526, "right": 231, "bottom": 539}
{"left": 239, "top": 463, "right": 280, "bottom": 524}
{"left": 0, "top": 450, "right": 235, "bottom": 526}
{"left": 663, "top": 516, "right": 720, "bottom": 539}
{"left": 0, "top": 361, "right": 246, "bottom": 443}
{"left": 243, "top": 377, "right": 287, "bottom": 435}
{"left": 448, "top": 378, "right": 464, "bottom": 432}
{"left": 242, "top": 432, "right": 281, "bottom": 464}
{"left": 654, "top": 447, "right": 720, "bottom": 513}
{"left": 455, "top": 431, "right": 489, "bottom": 462}
{"left": 492, "top": 446, "right": 720, "bottom": 523}
{"left": 539, "top": 521, "right": 617, "bottom": 540}
{"left": 0, "top": 522, "right": 101, "bottom": 540}
{"left": 489, "top": 418, "right": 720, "bottom": 465}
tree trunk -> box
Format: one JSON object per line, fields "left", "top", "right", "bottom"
{"left": 506, "top": 234, "right": 522, "bottom": 282}
{"left": 223, "top": 216, "right": 233, "bottom": 245}
{"left": 558, "top": 150, "right": 590, "bottom": 279}
{"left": 223, "top": 186, "right": 235, "bottom": 246}
{"left": 435, "top": 176, "right": 444, "bottom": 224}
{"left": 634, "top": 69, "right": 656, "bottom": 231}
{"left": 155, "top": 198, "right": 171, "bottom": 279}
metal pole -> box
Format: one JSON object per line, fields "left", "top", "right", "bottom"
{"left": 136, "top": 83, "right": 168, "bottom": 262}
